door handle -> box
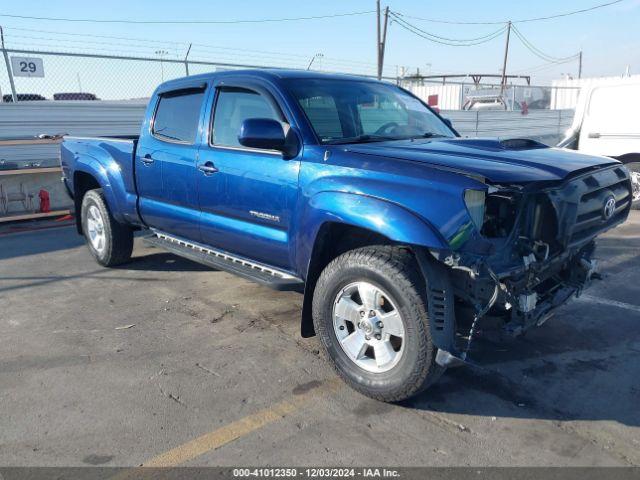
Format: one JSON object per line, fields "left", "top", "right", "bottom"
{"left": 141, "top": 154, "right": 154, "bottom": 165}
{"left": 198, "top": 162, "right": 218, "bottom": 175}
{"left": 588, "top": 132, "right": 601, "bottom": 139}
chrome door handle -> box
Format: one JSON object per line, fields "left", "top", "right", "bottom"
{"left": 198, "top": 162, "right": 218, "bottom": 175}
{"left": 588, "top": 132, "right": 601, "bottom": 139}
{"left": 141, "top": 154, "right": 154, "bottom": 165}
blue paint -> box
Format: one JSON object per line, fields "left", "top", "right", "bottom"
{"left": 61, "top": 69, "right": 621, "bottom": 280}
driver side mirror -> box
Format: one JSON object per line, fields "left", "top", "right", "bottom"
{"left": 238, "top": 118, "right": 286, "bottom": 151}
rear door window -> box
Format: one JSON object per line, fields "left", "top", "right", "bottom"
{"left": 152, "top": 89, "right": 205, "bottom": 143}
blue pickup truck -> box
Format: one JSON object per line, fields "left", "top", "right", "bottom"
{"left": 61, "top": 70, "right": 632, "bottom": 401}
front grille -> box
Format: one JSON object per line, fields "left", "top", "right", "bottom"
{"left": 568, "top": 167, "right": 631, "bottom": 245}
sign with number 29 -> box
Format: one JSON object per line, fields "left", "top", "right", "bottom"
{"left": 10, "top": 56, "right": 45, "bottom": 78}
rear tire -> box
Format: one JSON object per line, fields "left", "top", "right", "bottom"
{"left": 625, "top": 161, "right": 640, "bottom": 210}
{"left": 312, "top": 246, "right": 444, "bottom": 402}
{"left": 81, "top": 189, "right": 133, "bottom": 266}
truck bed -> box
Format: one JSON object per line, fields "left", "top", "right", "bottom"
{"left": 60, "top": 135, "right": 142, "bottom": 226}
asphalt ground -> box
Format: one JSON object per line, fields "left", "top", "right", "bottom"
{"left": 1, "top": 212, "right": 639, "bottom": 467}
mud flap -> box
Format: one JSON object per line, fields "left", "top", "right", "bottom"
{"left": 414, "top": 248, "right": 458, "bottom": 358}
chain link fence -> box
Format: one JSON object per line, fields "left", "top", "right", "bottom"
{"left": 0, "top": 48, "right": 274, "bottom": 101}
{"left": 0, "top": 47, "right": 581, "bottom": 109}
{"left": 0, "top": 47, "right": 392, "bottom": 102}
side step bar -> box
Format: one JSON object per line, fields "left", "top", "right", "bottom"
{"left": 143, "top": 231, "right": 304, "bottom": 292}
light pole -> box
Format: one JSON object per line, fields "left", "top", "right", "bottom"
{"left": 156, "top": 49, "right": 168, "bottom": 82}
{"left": 307, "top": 53, "right": 324, "bottom": 71}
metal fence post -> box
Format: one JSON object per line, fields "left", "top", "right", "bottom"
{"left": 184, "top": 43, "right": 192, "bottom": 77}
{"left": 558, "top": 109, "right": 563, "bottom": 141}
{"left": 0, "top": 26, "right": 18, "bottom": 102}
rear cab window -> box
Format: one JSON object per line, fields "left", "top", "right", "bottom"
{"left": 152, "top": 88, "right": 205, "bottom": 144}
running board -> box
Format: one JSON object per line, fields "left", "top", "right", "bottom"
{"left": 144, "top": 231, "right": 304, "bottom": 292}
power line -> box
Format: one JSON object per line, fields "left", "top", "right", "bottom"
{"left": 390, "top": 15, "right": 507, "bottom": 46}
{"left": 0, "top": 10, "right": 374, "bottom": 25}
{"left": 511, "top": 25, "right": 580, "bottom": 63}
{"left": 512, "top": 58, "right": 577, "bottom": 75}
{"left": 388, "top": 12, "right": 506, "bottom": 43}
{"left": 2, "top": 26, "right": 381, "bottom": 69}
{"left": 392, "top": 0, "right": 625, "bottom": 25}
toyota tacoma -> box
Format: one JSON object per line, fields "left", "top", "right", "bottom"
{"left": 60, "top": 70, "right": 632, "bottom": 402}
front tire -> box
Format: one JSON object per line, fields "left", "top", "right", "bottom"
{"left": 81, "top": 189, "right": 133, "bottom": 266}
{"left": 312, "top": 246, "right": 444, "bottom": 402}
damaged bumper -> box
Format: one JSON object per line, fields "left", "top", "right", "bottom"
{"left": 430, "top": 243, "right": 601, "bottom": 368}
{"left": 423, "top": 164, "right": 633, "bottom": 367}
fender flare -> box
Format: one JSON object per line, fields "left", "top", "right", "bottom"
{"left": 297, "top": 191, "right": 449, "bottom": 338}
{"left": 73, "top": 154, "right": 128, "bottom": 224}
{"left": 296, "top": 191, "right": 447, "bottom": 276}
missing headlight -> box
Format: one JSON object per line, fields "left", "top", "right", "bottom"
{"left": 481, "top": 192, "right": 519, "bottom": 238}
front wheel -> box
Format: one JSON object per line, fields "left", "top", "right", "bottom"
{"left": 312, "top": 246, "right": 444, "bottom": 402}
{"left": 625, "top": 162, "right": 640, "bottom": 209}
{"left": 81, "top": 189, "right": 133, "bottom": 266}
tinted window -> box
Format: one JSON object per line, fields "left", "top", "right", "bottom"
{"left": 296, "top": 95, "right": 342, "bottom": 139}
{"left": 153, "top": 89, "right": 205, "bottom": 143}
{"left": 212, "top": 89, "right": 280, "bottom": 147}
{"left": 285, "top": 78, "right": 454, "bottom": 144}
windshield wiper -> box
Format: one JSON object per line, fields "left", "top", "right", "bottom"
{"left": 413, "top": 132, "right": 449, "bottom": 139}
{"left": 325, "top": 134, "right": 397, "bottom": 145}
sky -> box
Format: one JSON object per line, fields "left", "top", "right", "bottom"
{"left": 1, "top": 0, "right": 639, "bottom": 99}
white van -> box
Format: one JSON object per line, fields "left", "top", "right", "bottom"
{"left": 559, "top": 80, "right": 640, "bottom": 208}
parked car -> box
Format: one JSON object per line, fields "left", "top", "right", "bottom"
{"left": 463, "top": 92, "right": 517, "bottom": 111}
{"left": 60, "top": 70, "right": 632, "bottom": 402}
{"left": 53, "top": 92, "right": 99, "bottom": 101}
{"left": 559, "top": 80, "right": 640, "bottom": 208}
{"left": 2, "top": 93, "right": 46, "bottom": 102}
{"left": 463, "top": 87, "right": 550, "bottom": 111}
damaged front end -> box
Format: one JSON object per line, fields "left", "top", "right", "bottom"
{"left": 424, "top": 164, "right": 633, "bottom": 366}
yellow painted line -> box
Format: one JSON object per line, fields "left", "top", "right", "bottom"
{"left": 142, "top": 379, "right": 341, "bottom": 467}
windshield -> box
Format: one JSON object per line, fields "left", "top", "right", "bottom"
{"left": 284, "top": 78, "right": 455, "bottom": 144}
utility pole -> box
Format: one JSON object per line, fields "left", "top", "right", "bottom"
{"left": 500, "top": 21, "right": 512, "bottom": 94}
{"left": 0, "top": 26, "right": 18, "bottom": 102}
{"left": 376, "top": 0, "right": 381, "bottom": 79}
{"left": 578, "top": 50, "right": 583, "bottom": 79}
{"left": 376, "top": 1, "right": 389, "bottom": 81}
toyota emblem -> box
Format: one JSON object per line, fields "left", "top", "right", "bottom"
{"left": 602, "top": 195, "right": 616, "bottom": 220}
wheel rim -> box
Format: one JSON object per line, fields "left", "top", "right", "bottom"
{"left": 630, "top": 171, "right": 640, "bottom": 203}
{"left": 86, "top": 205, "right": 106, "bottom": 254}
{"left": 332, "top": 281, "right": 405, "bottom": 373}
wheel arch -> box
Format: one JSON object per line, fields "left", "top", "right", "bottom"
{"left": 296, "top": 192, "right": 448, "bottom": 338}
{"left": 72, "top": 170, "right": 101, "bottom": 234}
{"left": 72, "top": 154, "right": 128, "bottom": 233}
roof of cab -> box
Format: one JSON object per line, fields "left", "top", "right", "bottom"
{"left": 156, "top": 68, "right": 381, "bottom": 91}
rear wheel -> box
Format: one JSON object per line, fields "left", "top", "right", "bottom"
{"left": 81, "top": 189, "right": 133, "bottom": 266}
{"left": 312, "top": 246, "right": 444, "bottom": 402}
{"left": 625, "top": 162, "right": 640, "bottom": 209}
